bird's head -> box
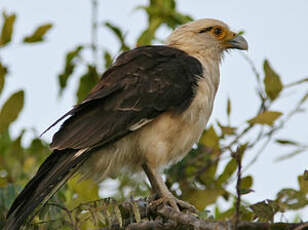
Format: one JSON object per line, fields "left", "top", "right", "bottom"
{"left": 167, "top": 18, "right": 248, "bottom": 61}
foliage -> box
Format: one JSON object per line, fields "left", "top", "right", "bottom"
{"left": 23, "top": 23, "right": 53, "bottom": 43}
{"left": 58, "top": 46, "right": 84, "bottom": 95}
{"left": 0, "top": 12, "right": 16, "bottom": 47}
{"left": 0, "top": 0, "right": 307, "bottom": 229}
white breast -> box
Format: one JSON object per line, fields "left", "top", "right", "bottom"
{"left": 139, "top": 73, "right": 218, "bottom": 168}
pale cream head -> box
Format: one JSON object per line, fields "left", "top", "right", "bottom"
{"left": 167, "top": 18, "right": 248, "bottom": 60}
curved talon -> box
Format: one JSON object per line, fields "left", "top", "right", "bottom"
{"left": 142, "top": 164, "right": 197, "bottom": 213}
{"left": 175, "top": 199, "right": 198, "bottom": 213}
{"left": 150, "top": 197, "right": 178, "bottom": 211}
{"left": 150, "top": 196, "right": 197, "bottom": 213}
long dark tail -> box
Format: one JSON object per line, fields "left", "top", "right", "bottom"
{"left": 4, "top": 148, "right": 89, "bottom": 230}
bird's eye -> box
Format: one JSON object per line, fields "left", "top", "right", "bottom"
{"left": 214, "top": 27, "right": 222, "bottom": 36}
{"left": 211, "top": 26, "right": 226, "bottom": 39}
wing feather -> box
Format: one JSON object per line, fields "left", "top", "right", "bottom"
{"left": 5, "top": 46, "right": 203, "bottom": 229}
{"left": 50, "top": 46, "right": 203, "bottom": 150}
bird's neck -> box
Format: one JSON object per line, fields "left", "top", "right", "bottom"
{"left": 189, "top": 51, "right": 221, "bottom": 95}
{"left": 193, "top": 50, "right": 221, "bottom": 92}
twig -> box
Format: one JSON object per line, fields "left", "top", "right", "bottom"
{"left": 91, "top": 0, "right": 99, "bottom": 68}
{"left": 47, "top": 202, "right": 75, "bottom": 228}
{"left": 157, "top": 205, "right": 233, "bottom": 230}
{"left": 284, "top": 77, "right": 308, "bottom": 88}
{"left": 294, "top": 223, "right": 308, "bottom": 230}
{"left": 233, "top": 148, "right": 243, "bottom": 229}
{"left": 238, "top": 221, "right": 308, "bottom": 230}
{"left": 222, "top": 124, "right": 254, "bottom": 152}
{"left": 240, "top": 53, "right": 261, "bottom": 85}
{"left": 240, "top": 53, "right": 267, "bottom": 109}
{"left": 244, "top": 136, "right": 272, "bottom": 172}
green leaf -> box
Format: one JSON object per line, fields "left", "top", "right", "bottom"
{"left": 0, "top": 90, "right": 24, "bottom": 133}
{"left": 199, "top": 162, "right": 219, "bottom": 187}
{"left": 263, "top": 60, "right": 283, "bottom": 101}
{"left": 248, "top": 111, "right": 282, "bottom": 126}
{"left": 183, "top": 188, "right": 225, "bottom": 210}
{"left": 250, "top": 199, "right": 279, "bottom": 222}
{"left": 241, "top": 176, "right": 253, "bottom": 189}
{"left": 216, "top": 206, "right": 254, "bottom": 221}
{"left": 67, "top": 175, "right": 99, "bottom": 209}
{"left": 27, "top": 138, "right": 49, "bottom": 163}
{"left": 275, "top": 139, "right": 299, "bottom": 146}
{"left": 276, "top": 188, "right": 308, "bottom": 210}
{"left": 200, "top": 126, "right": 219, "bottom": 149}
{"left": 240, "top": 176, "right": 253, "bottom": 194}
{"left": 137, "top": 19, "right": 162, "bottom": 46}
{"left": 76, "top": 65, "right": 99, "bottom": 103}
{"left": 240, "top": 188, "right": 253, "bottom": 195}
{"left": 136, "top": 0, "right": 192, "bottom": 46}
{"left": 105, "top": 22, "right": 123, "bottom": 41}
{"left": 23, "top": 23, "right": 53, "bottom": 43}
{"left": 226, "top": 97, "right": 231, "bottom": 117}
{"left": 9, "top": 130, "right": 25, "bottom": 161}
{"left": 298, "top": 175, "right": 308, "bottom": 194}
{"left": 167, "top": 11, "right": 192, "bottom": 28}
{"left": 104, "top": 50, "right": 113, "bottom": 69}
{"left": 217, "top": 158, "right": 237, "bottom": 185}
{"left": 275, "top": 149, "right": 305, "bottom": 162}
{"left": 237, "top": 31, "right": 245, "bottom": 36}
{"left": 0, "top": 12, "right": 16, "bottom": 47}
{"left": 104, "top": 22, "right": 130, "bottom": 51}
{"left": 304, "top": 170, "right": 308, "bottom": 180}
{"left": 58, "top": 46, "right": 83, "bottom": 94}
{"left": 0, "top": 62, "right": 8, "bottom": 95}
{"left": 217, "top": 122, "right": 236, "bottom": 136}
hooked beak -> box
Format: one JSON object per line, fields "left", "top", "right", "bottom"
{"left": 225, "top": 35, "right": 248, "bottom": 50}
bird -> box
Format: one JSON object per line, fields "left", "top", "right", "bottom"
{"left": 4, "top": 18, "right": 248, "bottom": 229}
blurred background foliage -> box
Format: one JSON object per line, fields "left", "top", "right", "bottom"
{"left": 0, "top": 0, "right": 307, "bottom": 229}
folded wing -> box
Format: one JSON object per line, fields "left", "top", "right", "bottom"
{"left": 50, "top": 45, "right": 203, "bottom": 150}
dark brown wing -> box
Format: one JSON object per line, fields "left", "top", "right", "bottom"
{"left": 50, "top": 45, "right": 203, "bottom": 150}
{"left": 5, "top": 46, "right": 203, "bottom": 229}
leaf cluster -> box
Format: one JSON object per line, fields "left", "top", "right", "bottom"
{"left": 0, "top": 1, "right": 307, "bottom": 229}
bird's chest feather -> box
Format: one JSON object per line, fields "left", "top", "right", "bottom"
{"left": 80, "top": 77, "right": 217, "bottom": 181}
{"left": 139, "top": 77, "right": 216, "bottom": 168}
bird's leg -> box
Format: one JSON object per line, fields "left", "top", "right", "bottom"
{"left": 142, "top": 163, "right": 197, "bottom": 213}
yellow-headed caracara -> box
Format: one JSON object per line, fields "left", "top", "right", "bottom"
{"left": 5, "top": 19, "right": 248, "bottom": 229}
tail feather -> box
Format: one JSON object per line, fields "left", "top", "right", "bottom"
{"left": 4, "top": 148, "right": 89, "bottom": 230}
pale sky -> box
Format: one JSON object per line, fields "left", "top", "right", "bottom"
{"left": 1, "top": 0, "right": 308, "bottom": 220}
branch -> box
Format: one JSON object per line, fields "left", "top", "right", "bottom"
{"left": 91, "top": 0, "right": 98, "bottom": 67}
{"left": 233, "top": 148, "right": 243, "bottom": 229}
{"left": 157, "top": 205, "right": 232, "bottom": 230}
{"left": 238, "top": 221, "right": 308, "bottom": 230}
{"left": 126, "top": 219, "right": 176, "bottom": 230}
{"left": 33, "top": 198, "right": 308, "bottom": 230}
{"left": 129, "top": 205, "right": 308, "bottom": 230}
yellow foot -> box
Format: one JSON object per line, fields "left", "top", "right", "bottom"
{"left": 150, "top": 196, "right": 197, "bottom": 213}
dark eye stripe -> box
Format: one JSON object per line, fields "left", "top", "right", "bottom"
{"left": 199, "top": 27, "right": 213, "bottom": 33}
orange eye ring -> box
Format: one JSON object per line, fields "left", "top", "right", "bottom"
{"left": 211, "top": 26, "right": 226, "bottom": 40}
